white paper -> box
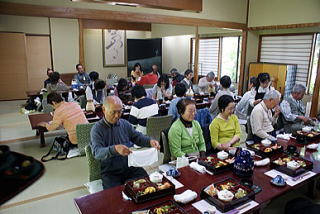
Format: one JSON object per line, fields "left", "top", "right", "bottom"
{"left": 238, "top": 119, "right": 247, "bottom": 125}
{"left": 162, "top": 173, "right": 184, "bottom": 189}
{"left": 264, "top": 169, "right": 316, "bottom": 186}
{"left": 192, "top": 200, "right": 259, "bottom": 214}
{"left": 128, "top": 148, "right": 158, "bottom": 167}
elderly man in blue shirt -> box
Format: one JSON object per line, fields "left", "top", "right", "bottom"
{"left": 90, "top": 96, "right": 160, "bottom": 189}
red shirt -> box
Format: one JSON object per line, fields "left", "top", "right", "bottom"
{"left": 136, "top": 73, "right": 158, "bottom": 85}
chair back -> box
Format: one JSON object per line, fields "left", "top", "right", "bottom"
{"left": 160, "top": 129, "right": 171, "bottom": 164}
{"left": 146, "top": 115, "right": 173, "bottom": 142}
{"left": 85, "top": 145, "right": 101, "bottom": 182}
{"left": 76, "top": 123, "right": 95, "bottom": 156}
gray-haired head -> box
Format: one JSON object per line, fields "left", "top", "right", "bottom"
{"left": 207, "top": 72, "right": 215, "bottom": 79}
{"left": 263, "top": 90, "right": 281, "bottom": 100}
{"left": 292, "top": 84, "right": 306, "bottom": 94}
{"left": 103, "top": 96, "right": 123, "bottom": 108}
{"left": 170, "top": 68, "right": 178, "bottom": 74}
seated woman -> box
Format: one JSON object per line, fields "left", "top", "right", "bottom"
{"left": 180, "top": 69, "right": 194, "bottom": 96}
{"left": 210, "top": 95, "right": 241, "bottom": 151}
{"left": 131, "top": 63, "right": 143, "bottom": 83}
{"left": 168, "top": 99, "right": 206, "bottom": 158}
{"left": 114, "top": 78, "right": 132, "bottom": 104}
{"left": 152, "top": 74, "right": 172, "bottom": 100}
{"left": 46, "top": 71, "right": 69, "bottom": 94}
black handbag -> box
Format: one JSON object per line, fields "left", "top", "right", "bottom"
{"left": 41, "top": 136, "right": 70, "bottom": 162}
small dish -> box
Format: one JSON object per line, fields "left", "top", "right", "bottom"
{"left": 217, "top": 151, "right": 228, "bottom": 160}
{"left": 149, "top": 172, "right": 163, "bottom": 183}
{"left": 306, "top": 143, "right": 318, "bottom": 150}
{"left": 287, "top": 161, "right": 300, "bottom": 170}
{"left": 270, "top": 175, "right": 286, "bottom": 187}
{"left": 261, "top": 139, "right": 272, "bottom": 147}
{"left": 166, "top": 169, "right": 181, "bottom": 178}
{"left": 217, "top": 190, "right": 234, "bottom": 202}
{"left": 302, "top": 126, "right": 312, "bottom": 132}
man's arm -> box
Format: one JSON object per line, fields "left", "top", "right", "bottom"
{"left": 280, "top": 100, "right": 298, "bottom": 122}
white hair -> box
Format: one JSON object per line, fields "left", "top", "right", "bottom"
{"left": 103, "top": 96, "right": 123, "bottom": 108}
{"left": 263, "top": 90, "right": 281, "bottom": 100}
{"left": 207, "top": 72, "right": 215, "bottom": 78}
{"left": 292, "top": 84, "right": 306, "bottom": 94}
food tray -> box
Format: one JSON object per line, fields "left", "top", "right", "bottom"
{"left": 198, "top": 155, "right": 234, "bottom": 174}
{"left": 132, "top": 200, "right": 186, "bottom": 214}
{"left": 124, "top": 176, "right": 175, "bottom": 203}
{"left": 295, "top": 130, "right": 320, "bottom": 143}
{"left": 200, "top": 178, "right": 255, "bottom": 213}
{"left": 271, "top": 155, "right": 313, "bottom": 177}
{"left": 247, "top": 143, "right": 283, "bottom": 157}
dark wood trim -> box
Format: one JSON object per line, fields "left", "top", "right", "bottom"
{"left": 82, "top": 19, "right": 151, "bottom": 31}
{"left": 25, "top": 34, "right": 50, "bottom": 36}
{"left": 248, "top": 22, "right": 320, "bottom": 31}
{"left": 48, "top": 18, "right": 54, "bottom": 70}
{"left": 72, "top": 0, "right": 203, "bottom": 12}
{"left": 307, "top": 33, "right": 317, "bottom": 94}
{"left": 238, "top": 30, "right": 248, "bottom": 95}
{"left": 257, "top": 34, "right": 262, "bottom": 62}
{"left": 310, "top": 52, "right": 320, "bottom": 117}
{"left": 78, "top": 19, "right": 85, "bottom": 66}
{"left": 0, "top": 2, "right": 247, "bottom": 30}
{"left": 189, "top": 37, "right": 193, "bottom": 69}
{"left": 217, "top": 37, "right": 222, "bottom": 80}
{"left": 246, "top": 0, "right": 250, "bottom": 25}
{"left": 235, "top": 36, "right": 241, "bottom": 83}
{"left": 193, "top": 26, "right": 199, "bottom": 84}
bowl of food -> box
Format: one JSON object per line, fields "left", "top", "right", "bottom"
{"left": 217, "top": 151, "right": 228, "bottom": 160}
{"left": 217, "top": 190, "right": 234, "bottom": 202}
{"left": 149, "top": 172, "right": 163, "bottom": 183}
{"left": 261, "top": 139, "right": 272, "bottom": 147}
{"left": 287, "top": 160, "right": 300, "bottom": 170}
{"left": 302, "top": 126, "right": 312, "bottom": 132}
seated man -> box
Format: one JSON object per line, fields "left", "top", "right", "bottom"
{"left": 38, "top": 92, "right": 88, "bottom": 147}
{"left": 280, "top": 84, "right": 312, "bottom": 133}
{"left": 168, "top": 83, "right": 186, "bottom": 121}
{"left": 250, "top": 90, "right": 281, "bottom": 142}
{"left": 44, "top": 68, "right": 53, "bottom": 88}
{"left": 90, "top": 96, "right": 160, "bottom": 189}
{"left": 170, "top": 68, "right": 184, "bottom": 87}
{"left": 136, "top": 70, "right": 158, "bottom": 86}
{"left": 128, "top": 85, "right": 159, "bottom": 134}
{"left": 73, "top": 63, "right": 91, "bottom": 85}
{"left": 46, "top": 72, "right": 69, "bottom": 94}
{"left": 85, "top": 79, "right": 107, "bottom": 105}
{"left": 198, "top": 72, "right": 218, "bottom": 94}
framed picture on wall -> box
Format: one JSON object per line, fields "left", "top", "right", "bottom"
{"left": 103, "top": 29, "right": 126, "bottom": 67}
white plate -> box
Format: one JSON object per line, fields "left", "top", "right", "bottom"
{"left": 307, "top": 143, "right": 318, "bottom": 150}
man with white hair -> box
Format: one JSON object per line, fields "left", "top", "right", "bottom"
{"left": 250, "top": 90, "right": 281, "bottom": 142}
{"left": 280, "top": 84, "right": 311, "bottom": 133}
{"left": 198, "top": 72, "right": 218, "bottom": 94}
{"left": 90, "top": 96, "right": 160, "bottom": 189}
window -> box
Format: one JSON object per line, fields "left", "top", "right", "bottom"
{"left": 259, "top": 34, "right": 314, "bottom": 86}
{"left": 191, "top": 36, "right": 241, "bottom": 82}
{"left": 309, "top": 33, "right": 320, "bottom": 93}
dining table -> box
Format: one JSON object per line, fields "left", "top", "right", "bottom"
{"left": 74, "top": 137, "right": 320, "bottom": 214}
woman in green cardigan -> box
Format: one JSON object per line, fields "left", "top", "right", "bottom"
{"left": 168, "top": 98, "right": 206, "bottom": 158}
{"left": 209, "top": 95, "right": 241, "bottom": 151}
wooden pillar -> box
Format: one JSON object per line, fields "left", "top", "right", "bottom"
{"left": 193, "top": 26, "right": 199, "bottom": 84}
{"left": 310, "top": 53, "right": 320, "bottom": 117}
{"left": 78, "top": 19, "right": 85, "bottom": 66}
{"left": 238, "top": 30, "right": 248, "bottom": 96}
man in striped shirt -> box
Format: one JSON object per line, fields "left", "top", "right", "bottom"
{"left": 128, "top": 85, "right": 159, "bottom": 134}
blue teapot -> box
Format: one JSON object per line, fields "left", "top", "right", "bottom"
{"left": 233, "top": 147, "right": 254, "bottom": 177}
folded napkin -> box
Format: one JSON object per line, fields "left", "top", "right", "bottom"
{"left": 254, "top": 158, "right": 270, "bottom": 166}
{"left": 174, "top": 189, "right": 197, "bottom": 204}
{"left": 128, "top": 148, "right": 158, "bottom": 167}
{"left": 189, "top": 162, "right": 206, "bottom": 174}
{"left": 277, "top": 133, "right": 291, "bottom": 140}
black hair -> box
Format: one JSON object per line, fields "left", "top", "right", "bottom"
{"left": 89, "top": 71, "right": 99, "bottom": 81}
{"left": 46, "top": 68, "right": 53, "bottom": 75}
{"left": 218, "top": 95, "right": 234, "bottom": 112}
{"left": 220, "top": 75, "right": 232, "bottom": 89}
{"left": 49, "top": 72, "right": 60, "bottom": 84}
{"left": 157, "top": 74, "right": 170, "bottom": 89}
{"left": 47, "top": 92, "right": 63, "bottom": 105}
{"left": 117, "top": 78, "right": 128, "bottom": 92}
{"left": 133, "top": 63, "right": 142, "bottom": 71}
{"left": 184, "top": 69, "right": 193, "bottom": 77}
{"left": 76, "top": 64, "right": 82, "bottom": 70}
{"left": 256, "top": 72, "right": 271, "bottom": 90}
{"left": 131, "top": 85, "right": 147, "bottom": 99}
{"left": 152, "top": 64, "right": 158, "bottom": 74}
{"left": 94, "top": 79, "right": 106, "bottom": 90}
{"left": 177, "top": 98, "right": 196, "bottom": 115}
{"left": 249, "top": 76, "right": 258, "bottom": 88}
{"left": 174, "top": 83, "right": 187, "bottom": 97}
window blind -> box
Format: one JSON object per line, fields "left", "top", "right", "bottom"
{"left": 259, "top": 35, "right": 314, "bottom": 85}
{"left": 191, "top": 38, "right": 219, "bottom": 76}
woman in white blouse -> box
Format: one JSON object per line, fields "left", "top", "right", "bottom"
{"left": 152, "top": 74, "right": 172, "bottom": 100}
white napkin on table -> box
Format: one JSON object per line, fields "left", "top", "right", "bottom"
{"left": 174, "top": 189, "right": 197, "bottom": 204}
{"left": 128, "top": 148, "right": 158, "bottom": 167}
{"left": 277, "top": 133, "right": 291, "bottom": 140}
{"left": 189, "top": 162, "right": 206, "bottom": 174}
{"left": 254, "top": 158, "right": 270, "bottom": 166}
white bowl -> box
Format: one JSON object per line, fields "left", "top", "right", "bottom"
{"left": 287, "top": 161, "right": 300, "bottom": 170}
{"left": 217, "top": 151, "right": 228, "bottom": 160}
{"left": 218, "top": 190, "right": 234, "bottom": 202}
{"left": 149, "top": 172, "right": 163, "bottom": 183}
{"left": 261, "top": 139, "right": 272, "bottom": 147}
{"left": 302, "top": 126, "right": 312, "bottom": 132}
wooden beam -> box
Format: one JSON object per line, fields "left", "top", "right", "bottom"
{"left": 0, "top": 2, "right": 247, "bottom": 30}
{"left": 72, "top": 0, "right": 203, "bottom": 12}
{"left": 238, "top": 30, "right": 248, "bottom": 96}
{"left": 248, "top": 22, "right": 320, "bottom": 31}
{"left": 82, "top": 19, "right": 151, "bottom": 31}
{"left": 310, "top": 53, "right": 320, "bottom": 117}
{"left": 193, "top": 26, "right": 199, "bottom": 84}
{"left": 78, "top": 19, "right": 85, "bottom": 66}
